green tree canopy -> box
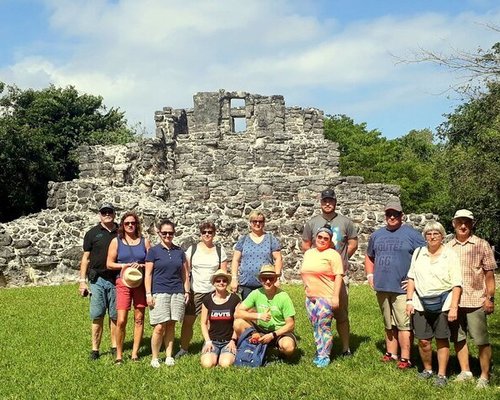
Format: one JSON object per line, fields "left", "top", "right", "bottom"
{"left": 0, "top": 83, "right": 136, "bottom": 221}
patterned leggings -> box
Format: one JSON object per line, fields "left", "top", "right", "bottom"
{"left": 305, "top": 297, "right": 334, "bottom": 358}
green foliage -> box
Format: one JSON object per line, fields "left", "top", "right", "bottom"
{"left": 0, "top": 284, "right": 498, "bottom": 399}
{"left": 0, "top": 82, "right": 136, "bottom": 221}
{"left": 438, "top": 81, "right": 500, "bottom": 245}
{"left": 324, "top": 115, "right": 447, "bottom": 213}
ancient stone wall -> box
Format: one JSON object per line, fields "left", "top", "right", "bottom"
{"left": 0, "top": 90, "right": 436, "bottom": 287}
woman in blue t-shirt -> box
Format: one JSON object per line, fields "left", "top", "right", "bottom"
{"left": 230, "top": 211, "right": 282, "bottom": 300}
{"left": 145, "top": 219, "right": 190, "bottom": 368}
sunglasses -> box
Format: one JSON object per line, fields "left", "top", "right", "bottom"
{"left": 260, "top": 276, "right": 276, "bottom": 282}
{"left": 250, "top": 220, "right": 265, "bottom": 225}
{"left": 124, "top": 221, "right": 137, "bottom": 226}
{"left": 316, "top": 235, "right": 331, "bottom": 241}
{"left": 202, "top": 230, "right": 214, "bottom": 235}
{"left": 385, "top": 211, "right": 402, "bottom": 218}
{"left": 159, "top": 231, "right": 175, "bottom": 237}
{"left": 214, "top": 278, "right": 228, "bottom": 284}
{"left": 100, "top": 210, "right": 114, "bottom": 216}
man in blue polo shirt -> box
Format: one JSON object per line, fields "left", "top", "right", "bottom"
{"left": 78, "top": 203, "right": 119, "bottom": 360}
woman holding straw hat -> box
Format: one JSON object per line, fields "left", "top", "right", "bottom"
{"left": 107, "top": 211, "right": 150, "bottom": 364}
{"left": 200, "top": 269, "right": 240, "bottom": 368}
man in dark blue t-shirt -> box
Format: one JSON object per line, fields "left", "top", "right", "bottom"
{"left": 365, "top": 199, "right": 425, "bottom": 369}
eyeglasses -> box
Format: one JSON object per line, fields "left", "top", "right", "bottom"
{"left": 316, "top": 235, "right": 331, "bottom": 241}
{"left": 100, "top": 210, "right": 114, "bottom": 216}
{"left": 260, "top": 276, "right": 276, "bottom": 282}
{"left": 202, "top": 230, "right": 214, "bottom": 235}
{"left": 425, "top": 232, "right": 441, "bottom": 237}
{"left": 159, "top": 231, "right": 175, "bottom": 237}
{"left": 214, "top": 279, "right": 228, "bottom": 284}
{"left": 124, "top": 221, "right": 137, "bottom": 226}
{"left": 385, "top": 211, "right": 402, "bottom": 218}
{"left": 251, "top": 220, "right": 265, "bottom": 225}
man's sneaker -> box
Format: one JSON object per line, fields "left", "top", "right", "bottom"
{"left": 89, "top": 350, "right": 100, "bottom": 361}
{"left": 476, "top": 377, "right": 489, "bottom": 389}
{"left": 434, "top": 375, "right": 448, "bottom": 387}
{"left": 454, "top": 371, "right": 474, "bottom": 382}
{"left": 341, "top": 349, "right": 352, "bottom": 358}
{"left": 381, "top": 352, "right": 398, "bottom": 362}
{"left": 418, "top": 370, "right": 433, "bottom": 380}
{"left": 165, "top": 356, "right": 175, "bottom": 366}
{"left": 316, "top": 357, "right": 330, "bottom": 368}
{"left": 397, "top": 358, "right": 412, "bottom": 370}
{"left": 150, "top": 358, "right": 161, "bottom": 368}
{"left": 175, "top": 348, "right": 188, "bottom": 359}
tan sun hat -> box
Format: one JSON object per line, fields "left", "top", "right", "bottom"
{"left": 257, "top": 264, "right": 279, "bottom": 278}
{"left": 122, "top": 267, "right": 143, "bottom": 288}
{"left": 210, "top": 269, "right": 232, "bottom": 285}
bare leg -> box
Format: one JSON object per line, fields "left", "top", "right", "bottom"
{"left": 132, "top": 308, "right": 145, "bottom": 359}
{"left": 109, "top": 317, "right": 117, "bottom": 348}
{"left": 398, "top": 330, "right": 412, "bottom": 359}
{"left": 277, "top": 336, "right": 296, "bottom": 358}
{"left": 233, "top": 318, "right": 252, "bottom": 336}
{"left": 336, "top": 319, "right": 350, "bottom": 353}
{"left": 478, "top": 344, "right": 492, "bottom": 380}
{"left": 151, "top": 323, "right": 166, "bottom": 360}
{"left": 179, "top": 315, "right": 197, "bottom": 352}
{"left": 115, "top": 309, "right": 128, "bottom": 360}
{"left": 418, "top": 339, "right": 433, "bottom": 371}
{"left": 454, "top": 340, "right": 471, "bottom": 373}
{"left": 436, "top": 338, "right": 450, "bottom": 376}
{"left": 91, "top": 317, "right": 104, "bottom": 351}
{"left": 218, "top": 353, "right": 236, "bottom": 368}
{"left": 385, "top": 328, "right": 399, "bottom": 356}
{"left": 164, "top": 321, "right": 176, "bottom": 358}
{"left": 200, "top": 353, "right": 218, "bottom": 368}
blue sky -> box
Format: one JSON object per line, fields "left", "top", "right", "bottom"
{"left": 1, "top": 0, "right": 498, "bottom": 138}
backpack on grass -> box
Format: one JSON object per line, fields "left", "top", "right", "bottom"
{"left": 234, "top": 327, "right": 268, "bottom": 368}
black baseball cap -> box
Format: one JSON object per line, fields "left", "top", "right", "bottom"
{"left": 320, "top": 188, "right": 337, "bottom": 200}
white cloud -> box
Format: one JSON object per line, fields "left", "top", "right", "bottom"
{"left": 1, "top": 1, "right": 499, "bottom": 136}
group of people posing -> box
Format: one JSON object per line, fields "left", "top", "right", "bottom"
{"left": 78, "top": 189, "right": 496, "bottom": 388}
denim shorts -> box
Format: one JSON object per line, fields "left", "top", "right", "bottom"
{"left": 89, "top": 277, "right": 117, "bottom": 320}
{"left": 205, "top": 340, "right": 233, "bottom": 356}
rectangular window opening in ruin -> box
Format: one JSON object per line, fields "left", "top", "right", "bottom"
{"left": 232, "top": 116, "right": 247, "bottom": 133}
{"left": 230, "top": 98, "right": 245, "bottom": 109}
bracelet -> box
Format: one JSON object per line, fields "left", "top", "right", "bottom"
{"left": 257, "top": 313, "right": 261, "bottom": 320}
{"left": 205, "top": 340, "right": 212, "bottom": 345}
{"left": 230, "top": 338, "right": 237, "bottom": 343}
{"left": 146, "top": 293, "right": 152, "bottom": 296}
{"left": 366, "top": 274, "right": 373, "bottom": 279}
{"left": 272, "top": 332, "right": 277, "bottom": 339}
{"left": 406, "top": 299, "right": 413, "bottom": 304}
{"left": 78, "top": 278, "right": 86, "bottom": 283}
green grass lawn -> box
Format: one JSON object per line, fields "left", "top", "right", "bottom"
{"left": 0, "top": 284, "right": 498, "bottom": 400}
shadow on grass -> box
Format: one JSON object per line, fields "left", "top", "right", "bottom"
{"left": 330, "top": 332, "right": 370, "bottom": 358}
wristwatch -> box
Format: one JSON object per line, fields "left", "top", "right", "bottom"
{"left": 487, "top": 296, "right": 495, "bottom": 302}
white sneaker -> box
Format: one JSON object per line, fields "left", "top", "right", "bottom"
{"left": 150, "top": 358, "right": 161, "bottom": 368}
{"left": 476, "top": 377, "right": 489, "bottom": 389}
{"left": 454, "top": 371, "right": 473, "bottom": 382}
{"left": 175, "top": 348, "right": 188, "bottom": 359}
{"left": 165, "top": 356, "right": 175, "bottom": 366}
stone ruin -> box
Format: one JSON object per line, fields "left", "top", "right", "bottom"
{"left": 0, "top": 90, "right": 436, "bottom": 288}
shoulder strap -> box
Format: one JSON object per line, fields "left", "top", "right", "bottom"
{"left": 190, "top": 242, "right": 198, "bottom": 267}
{"left": 216, "top": 244, "right": 222, "bottom": 267}
{"left": 414, "top": 246, "right": 422, "bottom": 261}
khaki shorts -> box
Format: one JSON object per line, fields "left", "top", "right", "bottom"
{"left": 185, "top": 292, "right": 210, "bottom": 316}
{"left": 376, "top": 292, "right": 411, "bottom": 331}
{"left": 450, "top": 307, "right": 490, "bottom": 346}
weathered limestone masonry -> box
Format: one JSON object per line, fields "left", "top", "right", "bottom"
{"left": 0, "top": 90, "right": 436, "bottom": 288}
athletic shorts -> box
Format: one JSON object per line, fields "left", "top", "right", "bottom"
{"left": 376, "top": 291, "right": 411, "bottom": 331}
{"left": 149, "top": 293, "right": 185, "bottom": 325}
{"left": 413, "top": 311, "right": 450, "bottom": 340}
{"left": 450, "top": 307, "right": 490, "bottom": 346}
{"left": 89, "top": 277, "right": 117, "bottom": 321}
{"left": 115, "top": 277, "right": 147, "bottom": 311}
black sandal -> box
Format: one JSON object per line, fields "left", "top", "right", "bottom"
{"left": 114, "top": 359, "right": 123, "bottom": 365}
